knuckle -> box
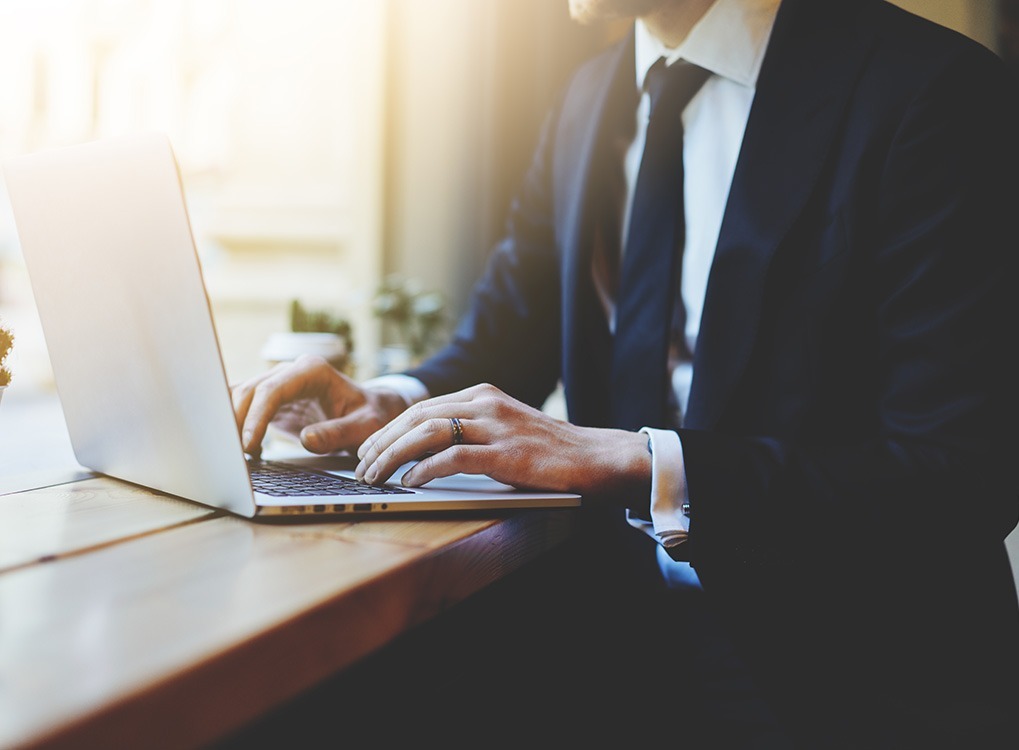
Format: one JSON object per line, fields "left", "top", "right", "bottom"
{"left": 464, "top": 383, "right": 489, "bottom": 400}
{"left": 252, "top": 378, "right": 279, "bottom": 396}
{"left": 493, "top": 399, "right": 512, "bottom": 418}
{"left": 446, "top": 444, "right": 469, "bottom": 463}
{"left": 295, "top": 353, "right": 328, "bottom": 370}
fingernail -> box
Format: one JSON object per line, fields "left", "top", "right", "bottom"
{"left": 364, "top": 467, "right": 377, "bottom": 484}
{"left": 354, "top": 460, "right": 365, "bottom": 480}
{"left": 302, "top": 429, "right": 320, "bottom": 448}
{"left": 401, "top": 471, "right": 417, "bottom": 487}
{"left": 242, "top": 430, "right": 252, "bottom": 448}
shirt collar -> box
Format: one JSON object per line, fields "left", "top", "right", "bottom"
{"left": 634, "top": 0, "right": 782, "bottom": 91}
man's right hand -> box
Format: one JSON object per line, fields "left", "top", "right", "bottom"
{"left": 230, "top": 354, "right": 410, "bottom": 457}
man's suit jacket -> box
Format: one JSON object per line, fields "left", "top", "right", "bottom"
{"left": 410, "top": 0, "right": 1019, "bottom": 743}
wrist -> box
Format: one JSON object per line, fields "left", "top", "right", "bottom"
{"left": 578, "top": 427, "right": 652, "bottom": 501}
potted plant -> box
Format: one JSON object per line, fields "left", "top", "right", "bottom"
{"left": 260, "top": 300, "right": 355, "bottom": 376}
{"left": 372, "top": 274, "right": 447, "bottom": 372}
{"left": 0, "top": 320, "right": 13, "bottom": 405}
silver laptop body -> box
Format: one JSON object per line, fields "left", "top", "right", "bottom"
{"left": 2, "top": 133, "right": 580, "bottom": 518}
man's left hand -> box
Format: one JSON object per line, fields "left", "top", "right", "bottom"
{"left": 354, "top": 383, "right": 651, "bottom": 499}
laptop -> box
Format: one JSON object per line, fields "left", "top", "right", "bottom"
{"left": 1, "top": 133, "right": 581, "bottom": 518}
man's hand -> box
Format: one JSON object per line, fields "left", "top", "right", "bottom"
{"left": 231, "top": 354, "right": 409, "bottom": 456}
{"left": 354, "top": 383, "right": 651, "bottom": 499}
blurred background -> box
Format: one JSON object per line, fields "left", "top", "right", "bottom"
{"left": 0, "top": 0, "right": 1011, "bottom": 395}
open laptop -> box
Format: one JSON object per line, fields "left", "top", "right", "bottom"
{"left": 2, "top": 133, "right": 581, "bottom": 518}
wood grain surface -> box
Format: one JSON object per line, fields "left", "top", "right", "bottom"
{"left": 0, "top": 476, "right": 574, "bottom": 750}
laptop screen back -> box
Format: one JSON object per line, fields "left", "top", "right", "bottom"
{"left": 3, "top": 133, "right": 257, "bottom": 516}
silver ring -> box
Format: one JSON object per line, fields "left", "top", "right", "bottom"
{"left": 450, "top": 417, "right": 464, "bottom": 446}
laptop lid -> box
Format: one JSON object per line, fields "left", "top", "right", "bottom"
{"left": 2, "top": 134, "right": 581, "bottom": 517}
{"left": 4, "top": 133, "right": 257, "bottom": 516}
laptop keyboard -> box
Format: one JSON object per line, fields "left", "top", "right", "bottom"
{"left": 248, "top": 461, "right": 412, "bottom": 497}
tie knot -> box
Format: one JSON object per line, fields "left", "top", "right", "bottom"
{"left": 644, "top": 58, "right": 712, "bottom": 122}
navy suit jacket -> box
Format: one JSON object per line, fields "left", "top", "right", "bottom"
{"left": 410, "top": 0, "right": 1019, "bottom": 741}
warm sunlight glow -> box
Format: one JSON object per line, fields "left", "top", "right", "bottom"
{"left": 0, "top": 0, "right": 386, "bottom": 387}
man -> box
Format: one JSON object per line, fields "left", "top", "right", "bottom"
{"left": 233, "top": 0, "right": 1019, "bottom": 745}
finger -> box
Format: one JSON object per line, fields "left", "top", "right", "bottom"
{"left": 241, "top": 358, "right": 336, "bottom": 453}
{"left": 359, "top": 416, "right": 469, "bottom": 484}
{"left": 298, "top": 408, "right": 379, "bottom": 455}
{"left": 231, "top": 383, "right": 254, "bottom": 434}
{"left": 268, "top": 398, "right": 328, "bottom": 441}
{"left": 355, "top": 402, "right": 424, "bottom": 461}
{"left": 356, "top": 388, "right": 488, "bottom": 461}
{"left": 231, "top": 362, "right": 292, "bottom": 434}
{"left": 356, "top": 400, "right": 481, "bottom": 477}
{"left": 399, "top": 444, "right": 493, "bottom": 487}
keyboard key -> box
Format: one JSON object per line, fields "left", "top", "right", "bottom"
{"left": 248, "top": 461, "right": 411, "bottom": 497}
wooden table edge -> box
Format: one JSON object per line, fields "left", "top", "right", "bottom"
{"left": 12, "top": 509, "right": 576, "bottom": 750}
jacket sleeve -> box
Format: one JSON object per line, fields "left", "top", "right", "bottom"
{"left": 405, "top": 104, "right": 565, "bottom": 410}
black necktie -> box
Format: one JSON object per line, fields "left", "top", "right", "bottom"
{"left": 610, "top": 58, "right": 710, "bottom": 432}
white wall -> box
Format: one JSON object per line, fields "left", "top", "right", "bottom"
{"left": 0, "top": 0, "right": 390, "bottom": 385}
{"left": 384, "top": 0, "right": 486, "bottom": 316}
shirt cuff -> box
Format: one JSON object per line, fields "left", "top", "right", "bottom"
{"left": 638, "top": 427, "right": 690, "bottom": 548}
{"left": 360, "top": 374, "right": 430, "bottom": 407}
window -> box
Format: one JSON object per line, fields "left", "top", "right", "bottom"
{"left": 0, "top": 0, "right": 387, "bottom": 386}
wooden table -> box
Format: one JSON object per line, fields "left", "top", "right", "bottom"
{"left": 0, "top": 388, "right": 576, "bottom": 749}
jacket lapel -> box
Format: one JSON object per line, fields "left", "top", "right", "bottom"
{"left": 684, "top": 0, "right": 876, "bottom": 430}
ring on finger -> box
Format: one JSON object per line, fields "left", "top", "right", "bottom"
{"left": 450, "top": 417, "right": 464, "bottom": 446}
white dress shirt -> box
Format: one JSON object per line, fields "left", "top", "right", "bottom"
{"left": 367, "top": 0, "right": 781, "bottom": 585}
{"left": 624, "top": 0, "right": 779, "bottom": 584}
